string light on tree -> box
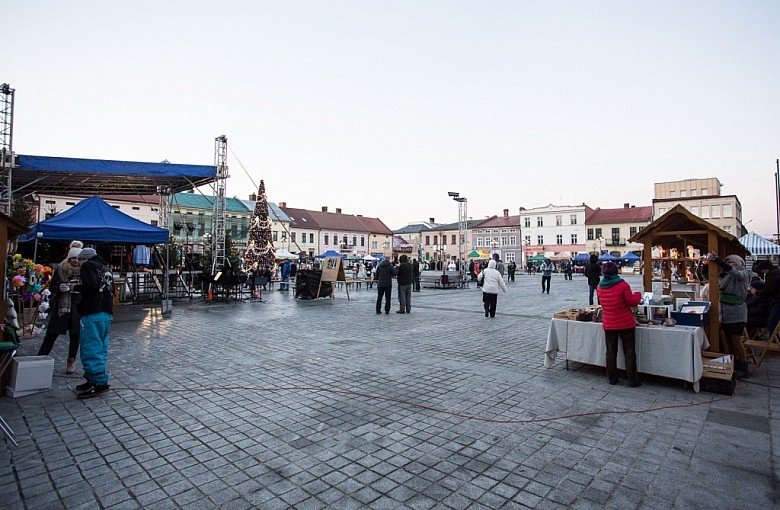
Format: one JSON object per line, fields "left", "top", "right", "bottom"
{"left": 244, "top": 179, "right": 276, "bottom": 269}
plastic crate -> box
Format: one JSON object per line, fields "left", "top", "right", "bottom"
{"left": 671, "top": 301, "right": 710, "bottom": 327}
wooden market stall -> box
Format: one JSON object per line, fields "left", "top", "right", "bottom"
{"left": 628, "top": 204, "right": 748, "bottom": 352}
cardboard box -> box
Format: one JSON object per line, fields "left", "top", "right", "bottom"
{"left": 700, "top": 352, "right": 735, "bottom": 395}
{"left": 5, "top": 356, "right": 54, "bottom": 398}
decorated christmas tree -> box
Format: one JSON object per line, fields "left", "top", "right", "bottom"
{"left": 244, "top": 180, "right": 276, "bottom": 269}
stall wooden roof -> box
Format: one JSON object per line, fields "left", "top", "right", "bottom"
{"left": 628, "top": 204, "right": 748, "bottom": 258}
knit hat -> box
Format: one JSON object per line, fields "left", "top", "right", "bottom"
{"left": 78, "top": 247, "right": 97, "bottom": 260}
{"left": 601, "top": 261, "right": 619, "bottom": 275}
{"left": 750, "top": 280, "right": 765, "bottom": 290}
{"left": 66, "top": 247, "right": 81, "bottom": 259}
{"left": 724, "top": 254, "right": 745, "bottom": 268}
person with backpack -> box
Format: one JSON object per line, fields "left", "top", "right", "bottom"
{"left": 73, "top": 247, "right": 114, "bottom": 399}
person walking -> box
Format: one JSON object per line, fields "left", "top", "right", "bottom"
{"left": 596, "top": 261, "right": 643, "bottom": 386}
{"left": 279, "top": 259, "right": 291, "bottom": 291}
{"left": 507, "top": 261, "right": 516, "bottom": 282}
{"left": 477, "top": 259, "right": 508, "bottom": 318}
{"left": 540, "top": 258, "right": 554, "bottom": 294}
{"left": 37, "top": 241, "right": 83, "bottom": 374}
{"left": 412, "top": 258, "right": 421, "bottom": 292}
{"left": 374, "top": 257, "right": 396, "bottom": 315}
{"left": 493, "top": 254, "right": 505, "bottom": 280}
{"left": 396, "top": 255, "right": 413, "bottom": 314}
{"left": 706, "top": 253, "right": 752, "bottom": 379}
{"left": 584, "top": 254, "right": 602, "bottom": 305}
{"left": 73, "top": 247, "right": 114, "bottom": 399}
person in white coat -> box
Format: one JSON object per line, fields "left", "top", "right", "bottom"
{"left": 477, "top": 259, "right": 508, "bottom": 318}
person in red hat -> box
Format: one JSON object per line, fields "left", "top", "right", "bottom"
{"left": 596, "top": 261, "right": 643, "bottom": 386}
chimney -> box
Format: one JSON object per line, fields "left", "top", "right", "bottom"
{"left": 249, "top": 193, "right": 257, "bottom": 201}
{"left": 336, "top": 208, "right": 342, "bottom": 214}
{"left": 624, "top": 203, "right": 630, "bottom": 208}
{"left": 429, "top": 217, "right": 435, "bottom": 223}
{"left": 279, "top": 201, "right": 286, "bottom": 208}
{"left": 322, "top": 206, "right": 328, "bottom": 212}
{"left": 503, "top": 209, "right": 509, "bottom": 218}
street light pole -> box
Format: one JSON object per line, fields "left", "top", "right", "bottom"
{"left": 448, "top": 192, "right": 468, "bottom": 278}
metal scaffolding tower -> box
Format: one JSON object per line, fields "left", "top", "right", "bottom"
{"left": 211, "top": 135, "right": 229, "bottom": 274}
{"left": 0, "top": 83, "right": 15, "bottom": 215}
{"left": 449, "top": 191, "right": 468, "bottom": 278}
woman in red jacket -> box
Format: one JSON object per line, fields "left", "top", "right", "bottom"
{"left": 596, "top": 261, "right": 643, "bottom": 386}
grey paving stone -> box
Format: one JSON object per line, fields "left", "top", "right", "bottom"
{"left": 1, "top": 276, "right": 777, "bottom": 509}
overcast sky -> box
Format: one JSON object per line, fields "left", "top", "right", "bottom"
{"left": 6, "top": 1, "right": 780, "bottom": 235}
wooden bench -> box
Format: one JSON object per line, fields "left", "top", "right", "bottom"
{"left": 420, "top": 271, "right": 468, "bottom": 289}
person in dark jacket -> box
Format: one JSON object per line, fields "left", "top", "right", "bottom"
{"left": 396, "top": 255, "right": 413, "bottom": 313}
{"left": 412, "top": 258, "right": 421, "bottom": 292}
{"left": 38, "top": 242, "right": 83, "bottom": 374}
{"left": 72, "top": 248, "right": 114, "bottom": 398}
{"left": 374, "top": 258, "right": 396, "bottom": 314}
{"left": 754, "top": 260, "right": 780, "bottom": 336}
{"left": 747, "top": 280, "right": 770, "bottom": 334}
{"left": 707, "top": 253, "right": 751, "bottom": 378}
{"left": 596, "top": 261, "right": 642, "bottom": 386}
{"left": 584, "top": 254, "right": 602, "bottom": 305}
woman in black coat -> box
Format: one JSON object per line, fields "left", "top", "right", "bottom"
{"left": 584, "top": 254, "right": 602, "bottom": 305}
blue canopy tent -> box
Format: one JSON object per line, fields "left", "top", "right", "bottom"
{"left": 315, "top": 250, "right": 343, "bottom": 259}
{"left": 19, "top": 196, "right": 169, "bottom": 244}
{"left": 573, "top": 253, "right": 591, "bottom": 262}
{"left": 598, "top": 253, "right": 618, "bottom": 262}
{"left": 620, "top": 252, "right": 641, "bottom": 264}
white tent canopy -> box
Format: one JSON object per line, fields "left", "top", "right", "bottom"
{"left": 274, "top": 249, "right": 298, "bottom": 260}
{"left": 362, "top": 254, "right": 378, "bottom": 261}
{"left": 739, "top": 232, "right": 780, "bottom": 257}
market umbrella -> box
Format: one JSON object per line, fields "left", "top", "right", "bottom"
{"left": 527, "top": 254, "right": 547, "bottom": 263}
{"left": 598, "top": 253, "right": 618, "bottom": 261}
{"left": 467, "top": 250, "right": 481, "bottom": 258}
{"left": 315, "top": 249, "right": 342, "bottom": 258}
{"left": 362, "top": 254, "right": 377, "bottom": 261}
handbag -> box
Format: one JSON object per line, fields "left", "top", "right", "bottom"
{"left": 476, "top": 276, "right": 484, "bottom": 288}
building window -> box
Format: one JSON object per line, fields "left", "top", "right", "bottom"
{"left": 310, "top": 233, "right": 315, "bottom": 244}
{"left": 524, "top": 217, "right": 530, "bottom": 228}
{"left": 595, "top": 228, "right": 602, "bottom": 238}
{"left": 556, "top": 215, "right": 562, "bottom": 226}
{"left": 352, "top": 236, "right": 357, "bottom": 246}
{"left": 433, "top": 235, "right": 438, "bottom": 245}
{"left": 630, "top": 226, "right": 637, "bottom": 237}
{"left": 324, "top": 234, "right": 329, "bottom": 245}
{"left": 691, "top": 189, "right": 697, "bottom": 197}
{"left": 45, "top": 200, "right": 55, "bottom": 205}
{"left": 571, "top": 234, "right": 578, "bottom": 244}
{"left": 587, "top": 228, "right": 594, "bottom": 241}
{"left": 451, "top": 234, "right": 456, "bottom": 245}
{"left": 509, "top": 236, "right": 516, "bottom": 245}
{"left": 659, "top": 208, "right": 667, "bottom": 215}
{"left": 505, "top": 253, "right": 515, "bottom": 263}
{"left": 690, "top": 206, "right": 699, "bottom": 216}
{"left": 281, "top": 232, "right": 287, "bottom": 241}
{"left": 537, "top": 235, "right": 544, "bottom": 245}
{"left": 711, "top": 205, "right": 721, "bottom": 218}
{"left": 680, "top": 190, "right": 686, "bottom": 198}
{"left": 425, "top": 235, "right": 430, "bottom": 245}
{"left": 65, "top": 201, "right": 75, "bottom": 206}
{"left": 151, "top": 220, "right": 158, "bottom": 226}
{"left": 702, "top": 188, "right": 708, "bottom": 195}
{"left": 342, "top": 236, "right": 348, "bottom": 246}
{"left": 537, "top": 216, "right": 543, "bottom": 227}
{"left": 611, "top": 228, "right": 620, "bottom": 243}
{"left": 669, "top": 191, "right": 675, "bottom": 198}
{"left": 371, "top": 241, "right": 378, "bottom": 249}
{"left": 361, "top": 236, "right": 365, "bottom": 246}
{"left": 570, "top": 214, "right": 577, "bottom": 225}
{"left": 524, "top": 235, "right": 531, "bottom": 245}
{"left": 723, "top": 204, "right": 732, "bottom": 217}
{"left": 700, "top": 206, "right": 709, "bottom": 218}
{"left": 291, "top": 232, "right": 296, "bottom": 242}
{"left": 556, "top": 234, "right": 563, "bottom": 245}
{"left": 500, "top": 236, "right": 507, "bottom": 245}
{"left": 132, "top": 206, "right": 140, "bottom": 210}
{"left": 723, "top": 225, "right": 732, "bottom": 233}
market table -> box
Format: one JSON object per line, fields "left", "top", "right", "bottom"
{"left": 544, "top": 319, "right": 710, "bottom": 392}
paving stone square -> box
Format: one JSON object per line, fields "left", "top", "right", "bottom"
{"left": 0, "top": 273, "right": 777, "bottom": 508}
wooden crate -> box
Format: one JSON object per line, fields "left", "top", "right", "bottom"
{"left": 553, "top": 309, "right": 580, "bottom": 320}
{"left": 700, "top": 352, "right": 735, "bottom": 395}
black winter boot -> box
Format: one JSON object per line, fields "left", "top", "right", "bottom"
{"left": 735, "top": 360, "right": 750, "bottom": 379}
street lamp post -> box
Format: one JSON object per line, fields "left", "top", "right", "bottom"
{"left": 596, "top": 236, "right": 604, "bottom": 254}
{"left": 448, "top": 191, "right": 468, "bottom": 278}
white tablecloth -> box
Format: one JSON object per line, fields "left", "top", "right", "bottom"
{"left": 544, "top": 319, "right": 710, "bottom": 391}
